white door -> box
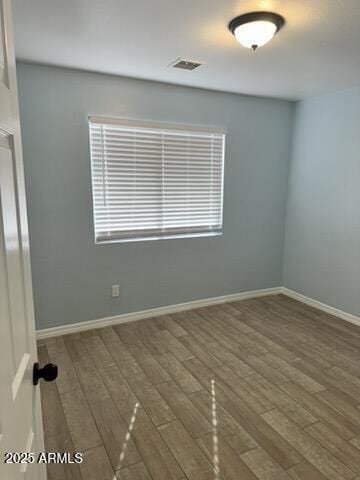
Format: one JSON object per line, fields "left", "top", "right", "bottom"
{"left": 0, "top": 0, "right": 46, "bottom": 479}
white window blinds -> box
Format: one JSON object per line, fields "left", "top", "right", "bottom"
{"left": 89, "top": 117, "right": 225, "bottom": 242}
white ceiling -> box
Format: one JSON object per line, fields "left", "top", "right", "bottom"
{"left": 12, "top": 0, "right": 360, "bottom": 100}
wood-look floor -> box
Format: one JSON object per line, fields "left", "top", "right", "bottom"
{"left": 38, "top": 294, "right": 360, "bottom": 480}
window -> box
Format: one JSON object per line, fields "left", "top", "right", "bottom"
{"left": 89, "top": 117, "right": 225, "bottom": 243}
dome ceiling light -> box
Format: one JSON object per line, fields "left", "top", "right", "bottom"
{"left": 228, "top": 11, "right": 285, "bottom": 51}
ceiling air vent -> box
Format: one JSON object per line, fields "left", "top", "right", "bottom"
{"left": 169, "top": 58, "right": 203, "bottom": 71}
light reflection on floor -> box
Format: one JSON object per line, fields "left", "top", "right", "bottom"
{"left": 115, "top": 401, "right": 140, "bottom": 473}
{"left": 211, "top": 379, "right": 220, "bottom": 480}
{"left": 112, "top": 385, "right": 221, "bottom": 479}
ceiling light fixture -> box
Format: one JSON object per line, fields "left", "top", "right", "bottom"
{"left": 228, "top": 11, "right": 285, "bottom": 51}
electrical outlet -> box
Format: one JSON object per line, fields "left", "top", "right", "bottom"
{"left": 111, "top": 285, "right": 120, "bottom": 298}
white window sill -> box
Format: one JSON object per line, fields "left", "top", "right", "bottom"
{"left": 95, "top": 231, "right": 223, "bottom": 245}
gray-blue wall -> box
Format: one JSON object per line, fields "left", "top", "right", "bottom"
{"left": 283, "top": 87, "right": 360, "bottom": 316}
{"left": 17, "top": 62, "right": 293, "bottom": 329}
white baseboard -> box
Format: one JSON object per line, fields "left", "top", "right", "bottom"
{"left": 36, "top": 287, "right": 282, "bottom": 339}
{"left": 281, "top": 287, "right": 360, "bottom": 328}
{"left": 36, "top": 285, "right": 360, "bottom": 340}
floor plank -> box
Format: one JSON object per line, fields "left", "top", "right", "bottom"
{"left": 154, "top": 314, "right": 189, "bottom": 337}
{"left": 127, "top": 376, "right": 175, "bottom": 426}
{"left": 158, "top": 420, "right": 214, "bottom": 480}
{"left": 45, "top": 432, "right": 82, "bottom": 480}
{"left": 86, "top": 391, "right": 141, "bottom": 470}
{"left": 45, "top": 337, "right": 80, "bottom": 394}
{"left": 305, "top": 421, "right": 360, "bottom": 476}
{"left": 156, "top": 381, "right": 213, "bottom": 438}
{"left": 243, "top": 373, "right": 317, "bottom": 428}
{"left": 127, "top": 341, "right": 171, "bottom": 385}
{"left": 156, "top": 352, "right": 202, "bottom": 394}
{"left": 115, "top": 461, "right": 152, "bottom": 480}
{"left": 183, "top": 357, "right": 303, "bottom": 470}
{"left": 126, "top": 408, "right": 185, "bottom": 480}
{"left": 280, "top": 381, "right": 360, "bottom": 439}
{"left": 61, "top": 388, "right": 102, "bottom": 452}
{"left": 287, "top": 460, "right": 329, "bottom": 480}
{"left": 79, "top": 446, "right": 114, "bottom": 480}
{"left": 240, "top": 447, "right": 292, "bottom": 480}
{"left": 188, "top": 388, "right": 257, "bottom": 455}
{"left": 262, "top": 409, "right": 355, "bottom": 480}
{"left": 197, "top": 431, "right": 258, "bottom": 480}
{"left": 98, "top": 364, "right": 139, "bottom": 414}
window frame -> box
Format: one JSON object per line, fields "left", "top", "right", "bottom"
{"left": 88, "top": 116, "right": 226, "bottom": 244}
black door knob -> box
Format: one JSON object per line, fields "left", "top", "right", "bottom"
{"left": 33, "top": 362, "right": 58, "bottom": 385}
